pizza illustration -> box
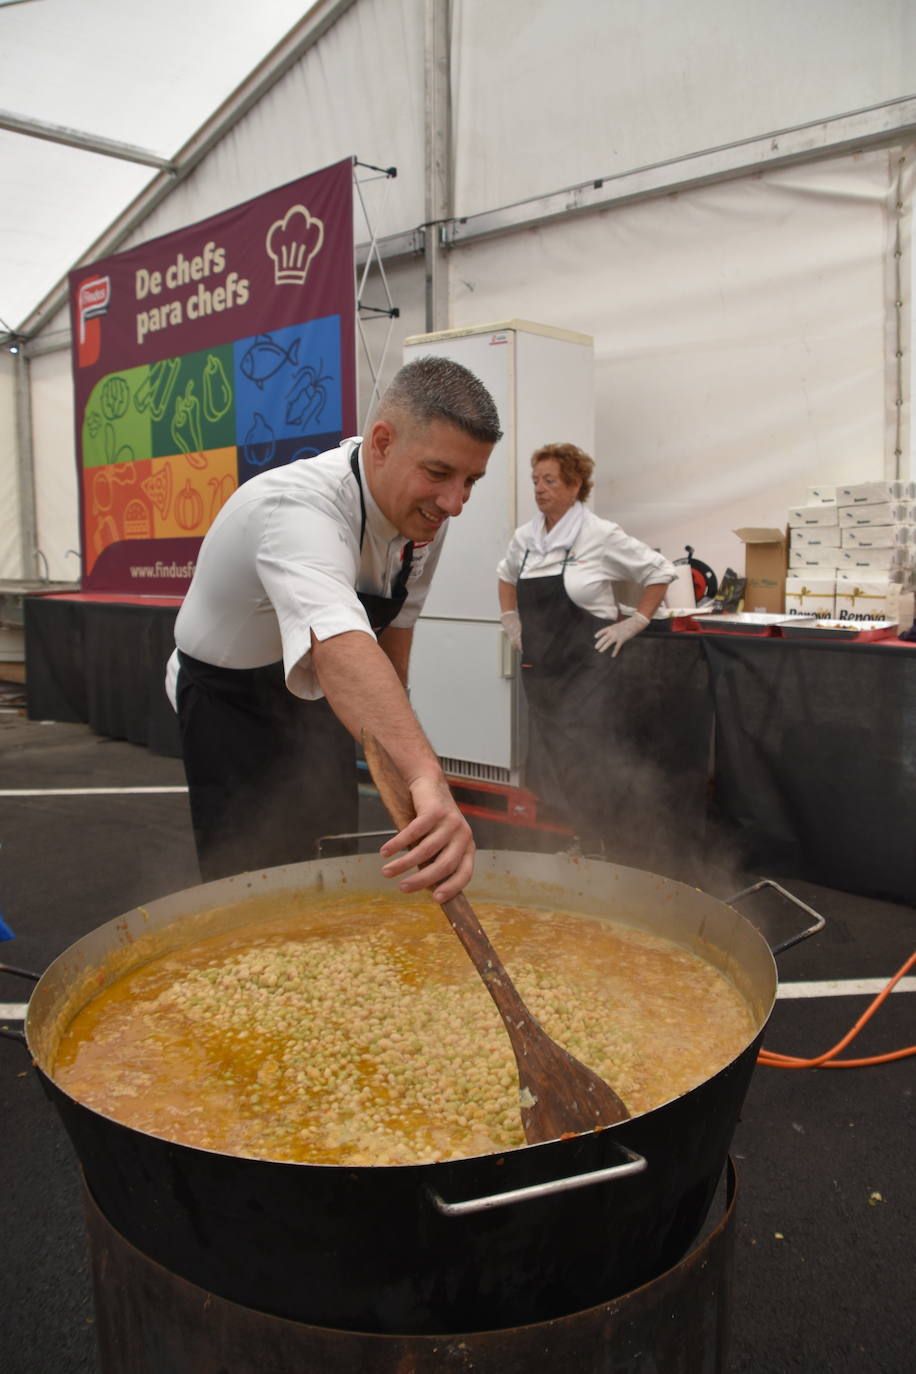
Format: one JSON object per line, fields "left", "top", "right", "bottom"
{"left": 141, "top": 465, "right": 172, "bottom": 519}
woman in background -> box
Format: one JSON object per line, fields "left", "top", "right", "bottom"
{"left": 497, "top": 442, "right": 676, "bottom": 857}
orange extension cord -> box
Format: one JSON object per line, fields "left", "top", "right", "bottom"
{"left": 758, "top": 950, "right": 916, "bottom": 1069}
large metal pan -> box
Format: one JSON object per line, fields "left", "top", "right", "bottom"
{"left": 17, "top": 851, "right": 822, "bottom": 1334}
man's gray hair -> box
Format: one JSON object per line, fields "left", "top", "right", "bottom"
{"left": 378, "top": 355, "right": 503, "bottom": 444}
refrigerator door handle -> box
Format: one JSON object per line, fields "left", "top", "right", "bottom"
{"left": 499, "top": 631, "right": 516, "bottom": 679}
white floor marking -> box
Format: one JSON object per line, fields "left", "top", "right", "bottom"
{"left": 775, "top": 977, "right": 916, "bottom": 999}
{"left": 0, "top": 786, "right": 188, "bottom": 796}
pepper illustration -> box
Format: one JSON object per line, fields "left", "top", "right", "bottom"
{"left": 170, "top": 380, "right": 205, "bottom": 460}
{"left": 202, "top": 354, "right": 232, "bottom": 422}
{"left": 208, "top": 472, "right": 237, "bottom": 522}
{"left": 134, "top": 356, "right": 181, "bottom": 421}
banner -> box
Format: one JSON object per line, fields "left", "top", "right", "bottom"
{"left": 69, "top": 159, "right": 356, "bottom": 594}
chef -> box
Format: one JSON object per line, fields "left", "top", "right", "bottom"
{"left": 497, "top": 441, "right": 676, "bottom": 856}
{"left": 166, "top": 355, "right": 501, "bottom": 899}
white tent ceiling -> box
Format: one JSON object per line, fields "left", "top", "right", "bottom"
{"left": 0, "top": 0, "right": 314, "bottom": 337}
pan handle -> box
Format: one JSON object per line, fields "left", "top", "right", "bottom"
{"left": 727, "top": 879, "right": 826, "bottom": 956}
{"left": 0, "top": 964, "right": 39, "bottom": 1046}
{"left": 426, "top": 1141, "right": 647, "bottom": 1217}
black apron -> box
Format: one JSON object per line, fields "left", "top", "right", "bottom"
{"left": 176, "top": 449, "right": 413, "bottom": 882}
{"left": 517, "top": 552, "right": 623, "bottom": 856}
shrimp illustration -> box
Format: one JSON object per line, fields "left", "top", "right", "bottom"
{"left": 285, "top": 359, "right": 332, "bottom": 429}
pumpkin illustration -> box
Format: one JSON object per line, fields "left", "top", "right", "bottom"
{"left": 176, "top": 478, "right": 204, "bottom": 530}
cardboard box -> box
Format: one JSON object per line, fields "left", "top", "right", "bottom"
{"left": 836, "top": 547, "right": 905, "bottom": 573}
{"left": 735, "top": 527, "right": 787, "bottom": 613}
{"left": 841, "top": 523, "right": 914, "bottom": 549}
{"left": 784, "top": 574, "right": 835, "bottom": 618}
{"left": 834, "top": 573, "right": 903, "bottom": 622}
{"left": 806, "top": 486, "right": 837, "bottom": 505}
{"left": 839, "top": 502, "right": 911, "bottom": 528}
{"left": 787, "top": 505, "right": 840, "bottom": 528}
{"left": 836, "top": 480, "right": 913, "bottom": 506}
{"left": 790, "top": 527, "right": 842, "bottom": 550}
{"left": 789, "top": 548, "right": 839, "bottom": 571}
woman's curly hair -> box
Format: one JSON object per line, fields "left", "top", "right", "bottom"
{"left": 530, "top": 443, "right": 594, "bottom": 503}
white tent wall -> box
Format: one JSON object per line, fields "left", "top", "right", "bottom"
{"left": 10, "top": 0, "right": 916, "bottom": 593}
{"left": 112, "top": 0, "right": 428, "bottom": 258}
{"left": 450, "top": 0, "right": 916, "bottom": 218}
{"left": 29, "top": 348, "right": 79, "bottom": 585}
{"left": 448, "top": 149, "right": 906, "bottom": 581}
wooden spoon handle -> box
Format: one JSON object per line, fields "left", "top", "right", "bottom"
{"left": 362, "top": 730, "right": 417, "bottom": 834}
{"left": 361, "top": 731, "right": 631, "bottom": 1139}
{"left": 361, "top": 731, "right": 530, "bottom": 1020}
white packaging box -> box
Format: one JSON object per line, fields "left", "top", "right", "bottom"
{"left": 806, "top": 486, "right": 837, "bottom": 505}
{"left": 787, "top": 505, "right": 840, "bottom": 528}
{"left": 841, "top": 523, "right": 914, "bottom": 548}
{"left": 789, "top": 548, "right": 839, "bottom": 570}
{"left": 790, "top": 527, "right": 843, "bottom": 550}
{"left": 784, "top": 574, "right": 835, "bottom": 617}
{"left": 839, "top": 502, "right": 910, "bottom": 528}
{"left": 836, "top": 547, "right": 905, "bottom": 573}
{"left": 836, "top": 480, "right": 913, "bottom": 506}
{"left": 835, "top": 573, "right": 903, "bottom": 622}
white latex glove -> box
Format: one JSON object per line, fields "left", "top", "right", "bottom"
{"left": 500, "top": 609, "right": 523, "bottom": 652}
{"left": 594, "top": 612, "right": 650, "bottom": 657}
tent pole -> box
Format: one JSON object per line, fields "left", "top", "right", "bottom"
{"left": 423, "top": 0, "right": 451, "bottom": 333}
{"left": 14, "top": 350, "right": 40, "bottom": 582}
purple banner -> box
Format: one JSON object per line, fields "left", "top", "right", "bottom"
{"left": 69, "top": 159, "right": 355, "bottom": 594}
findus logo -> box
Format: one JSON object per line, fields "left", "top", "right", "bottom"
{"left": 76, "top": 275, "right": 111, "bottom": 368}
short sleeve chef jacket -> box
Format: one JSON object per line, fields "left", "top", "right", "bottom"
{"left": 170, "top": 438, "right": 445, "bottom": 702}
{"left": 496, "top": 506, "right": 676, "bottom": 619}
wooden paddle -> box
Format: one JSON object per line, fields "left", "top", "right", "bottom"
{"left": 361, "top": 731, "right": 630, "bottom": 1143}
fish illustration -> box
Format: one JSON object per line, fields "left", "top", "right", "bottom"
{"left": 240, "top": 334, "right": 300, "bottom": 389}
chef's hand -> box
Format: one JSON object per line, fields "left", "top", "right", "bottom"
{"left": 594, "top": 612, "right": 650, "bottom": 657}
{"left": 500, "top": 610, "right": 522, "bottom": 652}
{"left": 380, "top": 775, "right": 475, "bottom": 904}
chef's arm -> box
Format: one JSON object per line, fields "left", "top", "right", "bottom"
{"left": 635, "top": 582, "right": 671, "bottom": 621}
{"left": 377, "top": 625, "right": 413, "bottom": 688}
{"left": 310, "top": 629, "right": 473, "bottom": 903}
{"left": 497, "top": 579, "right": 522, "bottom": 651}
{"left": 498, "top": 579, "right": 518, "bottom": 613}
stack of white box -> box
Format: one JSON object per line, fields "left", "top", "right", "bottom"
{"left": 785, "top": 481, "right": 916, "bottom": 621}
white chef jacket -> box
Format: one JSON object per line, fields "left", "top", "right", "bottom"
{"left": 166, "top": 438, "right": 445, "bottom": 705}
{"left": 496, "top": 505, "right": 676, "bottom": 620}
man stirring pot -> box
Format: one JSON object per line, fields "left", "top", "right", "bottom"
{"left": 167, "top": 356, "right": 501, "bottom": 900}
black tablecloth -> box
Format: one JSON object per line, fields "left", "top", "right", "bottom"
{"left": 25, "top": 596, "right": 180, "bottom": 757}
{"left": 22, "top": 599, "right": 916, "bottom": 903}
{"left": 703, "top": 634, "right": 916, "bottom": 905}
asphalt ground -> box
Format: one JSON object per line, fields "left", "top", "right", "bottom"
{"left": 1, "top": 704, "right": 913, "bottom": 1373}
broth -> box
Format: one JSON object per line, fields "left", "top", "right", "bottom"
{"left": 53, "top": 893, "right": 757, "bottom": 1166}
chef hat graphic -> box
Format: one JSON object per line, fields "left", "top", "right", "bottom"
{"left": 266, "top": 205, "right": 325, "bottom": 286}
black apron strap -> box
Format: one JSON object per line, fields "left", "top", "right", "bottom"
{"left": 349, "top": 445, "right": 414, "bottom": 632}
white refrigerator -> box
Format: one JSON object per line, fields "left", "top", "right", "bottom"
{"left": 403, "top": 320, "right": 595, "bottom": 785}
